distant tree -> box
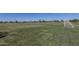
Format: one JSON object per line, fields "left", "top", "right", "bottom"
{"left": 53, "top": 20, "right": 59, "bottom": 22}
{"left": 57, "top": 20, "right": 59, "bottom": 22}
{"left": 33, "top": 20, "right": 36, "bottom": 23}
{"left": 70, "top": 19, "right": 79, "bottom": 22}
{"left": 42, "top": 19, "right": 45, "bottom": 22}
{"left": 0, "top": 21, "right": 3, "bottom": 23}
{"left": 39, "top": 19, "right": 42, "bottom": 23}
{"left": 22, "top": 21, "right": 27, "bottom": 23}
{"left": 15, "top": 20, "right": 18, "bottom": 23}
{"left": 61, "top": 20, "right": 64, "bottom": 22}
{"left": 9, "top": 21, "right": 14, "bottom": 23}
{"left": 4, "top": 21, "right": 8, "bottom": 23}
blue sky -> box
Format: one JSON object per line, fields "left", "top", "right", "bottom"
{"left": 0, "top": 13, "right": 79, "bottom": 21}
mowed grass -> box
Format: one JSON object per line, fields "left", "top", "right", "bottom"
{"left": 0, "top": 22, "right": 79, "bottom": 46}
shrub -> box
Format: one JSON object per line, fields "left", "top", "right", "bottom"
{"left": 0, "top": 32, "right": 8, "bottom": 38}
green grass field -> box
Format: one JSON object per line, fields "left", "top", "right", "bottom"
{"left": 0, "top": 22, "right": 79, "bottom": 46}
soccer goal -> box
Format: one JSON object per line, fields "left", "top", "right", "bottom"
{"left": 64, "top": 20, "right": 74, "bottom": 28}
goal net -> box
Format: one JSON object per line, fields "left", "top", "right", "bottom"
{"left": 64, "top": 20, "right": 74, "bottom": 28}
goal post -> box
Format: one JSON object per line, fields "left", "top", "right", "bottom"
{"left": 64, "top": 20, "right": 74, "bottom": 28}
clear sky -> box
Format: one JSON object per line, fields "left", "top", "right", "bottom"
{"left": 0, "top": 13, "right": 79, "bottom": 21}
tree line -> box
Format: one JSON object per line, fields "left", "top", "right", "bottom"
{"left": 0, "top": 20, "right": 60, "bottom": 23}
{"left": 0, "top": 19, "right": 79, "bottom": 23}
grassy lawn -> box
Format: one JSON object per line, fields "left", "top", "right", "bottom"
{"left": 0, "top": 22, "right": 79, "bottom": 46}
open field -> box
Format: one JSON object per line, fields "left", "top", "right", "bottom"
{"left": 0, "top": 22, "right": 79, "bottom": 46}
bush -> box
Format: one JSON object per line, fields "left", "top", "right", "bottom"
{"left": 0, "top": 32, "right": 8, "bottom": 38}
